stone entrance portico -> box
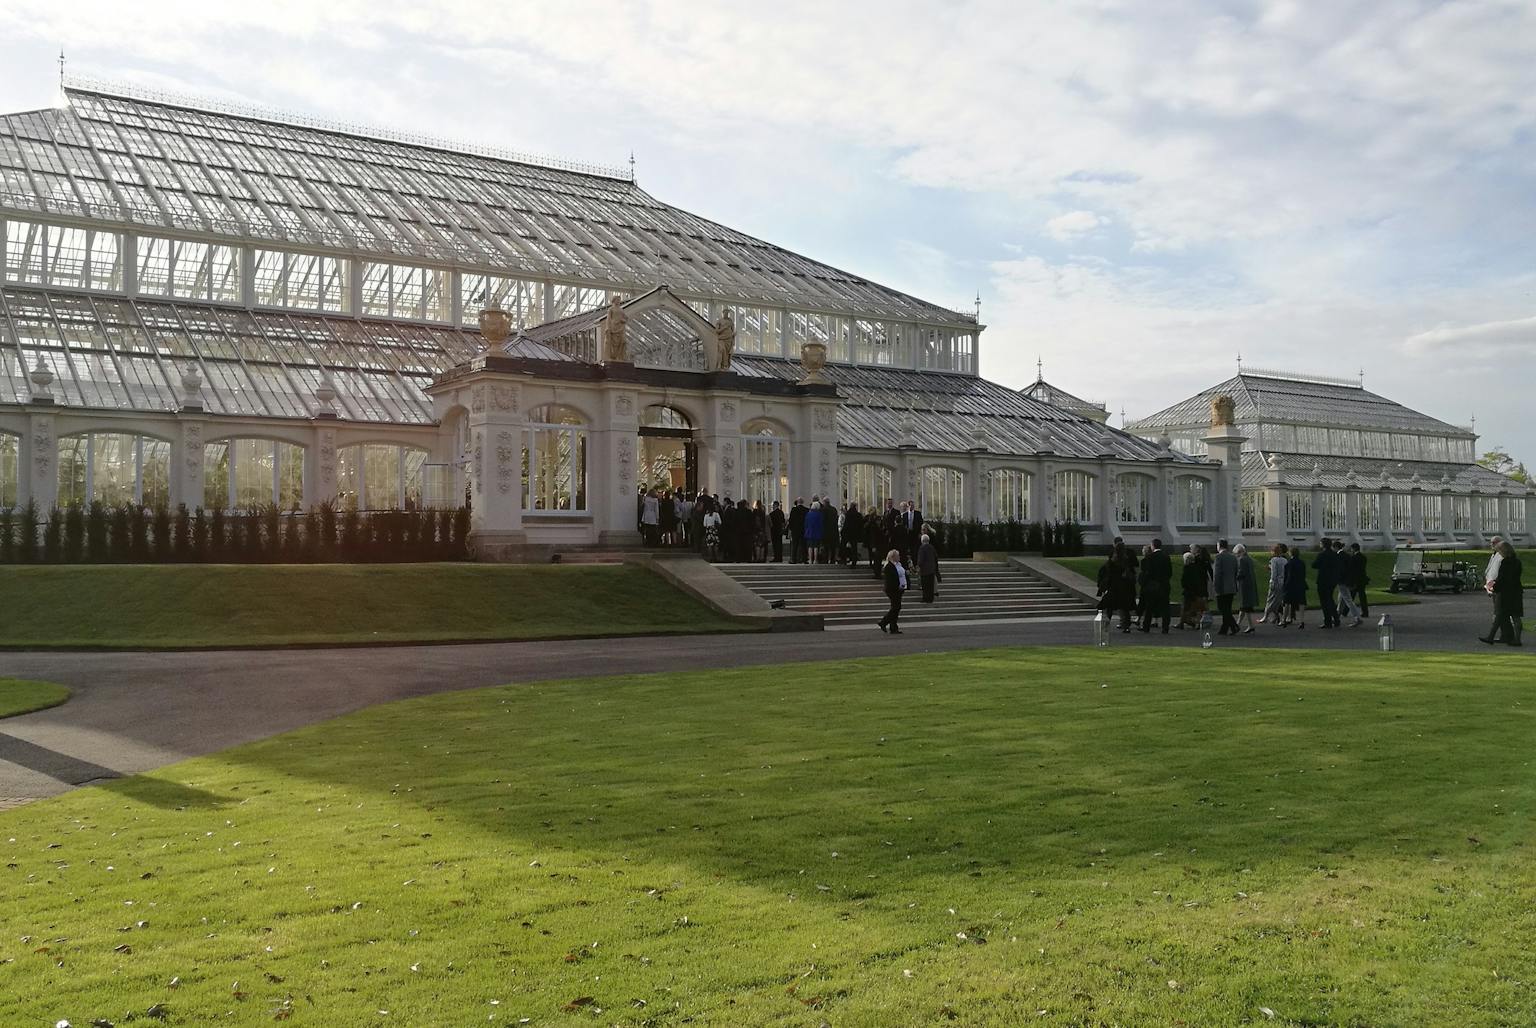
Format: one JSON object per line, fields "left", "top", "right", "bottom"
{"left": 428, "top": 287, "right": 838, "bottom": 559}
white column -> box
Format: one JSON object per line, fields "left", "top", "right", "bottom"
{"left": 23, "top": 412, "right": 56, "bottom": 510}
{"left": 464, "top": 380, "right": 528, "bottom": 557}
{"left": 1201, "top": 422, "right": 1248, "bottom": 543}
{"left": 173, "top": 418, "right": 206, "bottom": 511}
{"left": 597, "top": 389, "right": 642, "bottom": 546}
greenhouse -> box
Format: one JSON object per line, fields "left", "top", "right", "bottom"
{"left": 2, "top": 79, "right": 1227, "bottom": 554}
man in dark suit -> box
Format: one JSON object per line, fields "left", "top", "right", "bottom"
{"left": 769, "top": 501, "right": 786, "bottom": 563}
{"left": 1346, "top": 542, "right": 1370, "bottom": 620}
{"left": 1313, "top": 538, "right": 1341, "bottom": 628}
{"left": 788, "top": 498, "right": 808, "bottom": 564}
{"left": 882, "top": 498, "right": 901, "bottom": 547}
{"left": 916, "top": 533, "right": 940, "bottom": 603}
{"left": 878, "top": 548, "right": 907, "bottom": 634}
{"left": 1137, "top": 537, "right": 1173, "bottom": 634}
{"left": 842, "top": 503, "right": 864, "bottom": 566}
{"left": 901, "top": 501, "right": 923, "bottom": 565}
{"left": 822, "top": 496, "right": 839, "bottom": 567}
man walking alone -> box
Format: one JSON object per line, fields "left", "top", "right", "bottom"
{"left": 1213, "top": 539, "right": 1240, "bottom": 636}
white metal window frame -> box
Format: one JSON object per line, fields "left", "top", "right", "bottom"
{"left": 523, "top": 414, "right": 588, "bottom": 515}
{"left": 1053, "top": 470, "right": 1094, "bottom": 523}
{"left": 57, "top": 431, "right": 169, "bottom": 506}
{"left": 204, "top": 438, "right": 305, "bottom": 510}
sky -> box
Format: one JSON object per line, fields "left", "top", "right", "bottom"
{"left": 2, "top": 0, "right": 1534, "bottom": 459}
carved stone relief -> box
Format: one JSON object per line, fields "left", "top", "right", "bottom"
{"left": 470, "top": 385, "right": 486, "bottom": 414}
{"left": 472, "top": 429, "right": 484, "bottom": 496}
{"left": 491, "top": 384, "right": 520, "bottom": 414}
{"left": 813, "top": 407, "right": 835, "bottom": 433}
{"left": 617, "top": 435, "right": 634, "bottom": 485}
{"left": 183, "top": 422, "right": 204, "bottom": 481}
{"left": 615, "top": 394, "right": 635, "bottom": 417}
{"left": 818, "top": 447, "right": 832, "bottom": 493}
{"left": 31, "top": 416, "right": 53, "bottom": 477}
{"left": 495, "top": 431, "right": 516, "bottom": 495}
{"left": 720, "top": 400, "right": 738, "bottom": 424}
{"left": 318, "top": 429, "right": 337, "bottom": 493}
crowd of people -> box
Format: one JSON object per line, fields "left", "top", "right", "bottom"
{"left": 635, "top": 486, "right": 942, "bottom": 635}
{"left": 1095, "top": 536, "right": 1375, "bottom": 636}
{"left": 636, "top": 487, "right": 934, "bottom": 570}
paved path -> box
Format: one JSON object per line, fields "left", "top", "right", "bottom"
{"left": 0, "top": 592, "right": 1519, "bottom": 807}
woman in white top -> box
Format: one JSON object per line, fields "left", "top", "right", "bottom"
{"left": 702, "top": 506, "right": 722, "bottom": 561}
{"left": 1259, "top": 542, "right": 1288, "bottom": 624}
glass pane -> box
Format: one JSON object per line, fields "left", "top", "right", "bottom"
{"left": 204, "top": 441, "right": 230, "bottom": 509}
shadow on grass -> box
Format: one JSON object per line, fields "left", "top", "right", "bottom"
{"left": 211, "top": 647, "right": 1536, "bottom": 878}
{"left": 97, "top": 773, "right": 235, "bottom": 810}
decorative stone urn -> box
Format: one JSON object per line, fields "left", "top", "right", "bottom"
{"left": 798, "top": 341, "right": 829, "bottom": 385}
{"left": 315, "top": 371, "right": 338, "bottom": 418}
{"left": 180, "top": 363, "right": 203, "bottom": 410}
{"left": 28, "top": 356, "right": 54, "bottom": 401}
{"left": 478, "top": 306, "right": 512, "bottom": 352}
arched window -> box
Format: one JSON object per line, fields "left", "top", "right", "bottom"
{"left": 989, "top": 469, "right": 1031, "bottom": 522}
{"left": 338, "top": 443, "right": 429, "bottom": 510}
{"left": 204, "top": 439, "right": 306, "bottom": 510}
{"left": 1174, "top": 475, "right": 1209, "bottom": 524}
{"left": 1053, "top": 470, "right": 1094, "bottom": 523}
{"left": 57, "top": 432, "right": 170, "bottom": 507}
{"left": 742, "top": 419, "right": 790, "bottom": 510}
{"left": 841, "top": 463, "right": 893, "bottom": 512}
{"left": 918, "top": 466, "right": 965, "bottom": 521}
{"left": 525, "top": 404, "right": 587, "bottom": 513}
{"left": 0, "top": 433, "right": 17, "bottom": 507}
{"left": 641, "top": 404, "right": 692, "bottom": 430}
{"left": 1115, "top": 473, "right": 1154, "bottom": 524}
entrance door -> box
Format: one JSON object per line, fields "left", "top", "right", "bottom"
{"left": 638, "top": 429, "right": 697, "bottom": 493}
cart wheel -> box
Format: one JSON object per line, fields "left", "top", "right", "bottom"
{"left": 1413, "top": 582, "right": 1424, "bottom": 594}
{"left": 1452, "top": 583, "right": 1463, "bottom": 594}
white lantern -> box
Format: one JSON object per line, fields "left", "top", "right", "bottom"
{"left": 1377, "top": 613, "right": 1395, "bottom": 652}
{"left": 1200, "top": 611, "right": 1214, "bottom": 649}
{"left": 1093, "top": 611, "right": 1110, "bottom": 647}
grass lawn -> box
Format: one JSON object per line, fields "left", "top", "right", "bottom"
{"left": 4, "top": 649, "right": 1534, "bottom": 1026}
{"left": 0, "top": 678, "right": 70, "bottom": 718}
{"left": 1053, "top": 553, "right": 1421, "bottom": 608}
{"left": 0, "top": 564, "right": 744, "bottom": 649}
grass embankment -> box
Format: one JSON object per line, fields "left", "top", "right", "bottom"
{"left": 0, "top": 564, "right": 743, "bottom": 649}
{"left": 1054, "top": 552, "right": 1423, "bottom": 607}
{"left": 4, "top": 648, "right": 1534, "bottom": 1026}
{"left": 0, "top": 678, "right": 70, "bottom": 718}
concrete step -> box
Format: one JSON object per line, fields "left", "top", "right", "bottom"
{"left": 718, "top": 558, "right": 1095, "bottom": 623}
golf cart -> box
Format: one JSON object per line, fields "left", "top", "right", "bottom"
{"left": 1388, "top": 544, "right": 1480, "bottom": 594}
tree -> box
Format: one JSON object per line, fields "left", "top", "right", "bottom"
{"left": 1479, "top": 447, "right": 1530, "bottom": 483}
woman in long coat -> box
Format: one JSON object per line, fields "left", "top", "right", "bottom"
{"left": 1178, "top": 551, "right": 1206, "bottom": 629}
{"left": 803, "top": 501, "right": 824, "bottom": 564}
{"left": 1482, "top": 541, "right": 1524, "bottom": 645}
{"left": 1283, "top": 547, "right": 1308, "bottom": 628}
{"left": 1259, "top": 543, "right": 1288, "bottom": 623}
{"left": 1234, "top": 543, "right": 1259, "bottom": 634}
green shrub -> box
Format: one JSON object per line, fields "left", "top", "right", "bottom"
{"left": 0, "top": 507, "right": 12, "bottom": 563}
{"left": 210, "top": 507, "right": 226, "bottom": 558}
{"left": 192, "top": 507, "right": 209, "bottom": 560}
{"left": 129, "top": 505, "right": 149, "bottom": 562}
{"left": 43, "top": 508, "right": 63, "bottom": 563}
{"left": 17, "top": 500, "right": 39, "bottom": 563}
{"left": 282, "top": 509, "right": 302, "bottom": 561}
{"left": 63, "top": 505, "right": 85, "bottom": 563}
{"left": 437, "top": 509, "right": 452, "bottom": 559}
{"left": 152, "top": 505, "right": 172, "bottom": 562}
{"left": 85, "top": 501, "right": 108, "bottom": 562}
{"left": 110, "top": 504, "right": 130, "bottom": 561}
{"left": 175, "top": 504, "right": 193, "bottom": 561}
{"left": 340, "top": 507, "right": 360, "bottom": 559}
{"left": 319, "top": 502, "right": 338, "bottom": 558}
{"left": 452, "top": 505, "right": 471, "bottom": 558}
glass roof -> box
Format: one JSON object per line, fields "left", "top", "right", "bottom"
{"left": 0, "top": 83, "right": 977, "bottom": 328}
{"left": 0, "top": 284, "right": 467, "bottom": 423}
{"left": 1129, "top": 371, "right": 1471, "bottom": 436}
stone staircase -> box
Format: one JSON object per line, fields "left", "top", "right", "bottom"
{"left": 718, "top": 558, "right": 1094, "bottom": 628}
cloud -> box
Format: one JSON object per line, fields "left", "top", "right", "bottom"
{"left": 1043, "top": 210, "right": 1106, "bottom": 242}
{"left": 1404, "top": 316, "right": 1536, "bottom": 353}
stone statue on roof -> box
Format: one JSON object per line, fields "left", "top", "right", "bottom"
{"left": 601, "top": 295, "right": 628, "bottom": 363}
{"left": 1210, "top": 394, "right": 1236, "bottom": 427}
{"left": 714, "top": 310, "right": 736, "bottom": 371}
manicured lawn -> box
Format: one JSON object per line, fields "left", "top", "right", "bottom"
{"left": 0, "top": 678, "right": 70, "bottom": 718}
{"left": 4, "top": 649, "right": 1534, "bottom": 1026}
{"left": 1053, "top": 553, "right": 1421, "bottom": 607}
{"left": 0, "top": 564, "right": 744, "bottom": 649}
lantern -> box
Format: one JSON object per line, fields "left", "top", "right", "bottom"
{"left": 1200, "top": 611, "right": 1214, "bottom": 650}
{"left": 1093, "top": 611, "right": 1110, "bottom": 647}
{"left": 1377, "top": 613, "right": 1395, "bottom": 652}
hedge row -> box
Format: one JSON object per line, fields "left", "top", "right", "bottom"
{"left": 0, "top": 501, "right": 471, "bottom": 564}
{"left": 926, "top": 519, "right": 1087, "bottom": 558}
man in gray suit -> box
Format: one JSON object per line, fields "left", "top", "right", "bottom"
{"left": 1212, "top": 539, "right": 1240, "bottom": 636}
